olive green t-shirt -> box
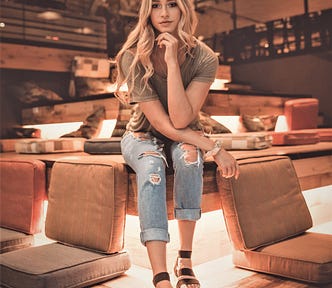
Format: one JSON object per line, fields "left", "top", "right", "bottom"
{"left": 120, "top": 39, "right": 218, "bottom": 137}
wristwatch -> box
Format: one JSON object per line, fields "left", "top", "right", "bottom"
{"left": 204, "top": 140, "right": 222, "bottom": 159}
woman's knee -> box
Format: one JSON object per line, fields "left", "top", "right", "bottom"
{"left": 173, "top": 143, "right": 203, "bottom": 169}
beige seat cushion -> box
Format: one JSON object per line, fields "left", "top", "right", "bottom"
{"left": 0, "top": 243, "right": 131, "bottom": 288}
{"left": 217, "top": 156, "right": 312, "bottom": 250}
{"left": 45, "top": 157, "right": 128, "bottom": 253}
{"left": 233, "top": 232, "right": 332, "bottom": 284}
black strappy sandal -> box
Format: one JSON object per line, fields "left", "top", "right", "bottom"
{"left": 174, "top": 250, "right": 200, "bottom": 288}
{"left": 153, "top": 272, "right": 171, "bottom": 287}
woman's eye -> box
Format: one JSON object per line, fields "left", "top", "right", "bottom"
{"left": 152, "top": 3, "right": 161, "bottom": 9}
{"left": 168, "top": 2, "right": 178, "bottom": 8}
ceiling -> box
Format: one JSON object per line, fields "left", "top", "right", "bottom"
{"left": 8, "top": 0, "right": 332, "bottom": 39}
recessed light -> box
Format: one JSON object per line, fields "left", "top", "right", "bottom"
{"left": 37, "top": 11, "right": 62, "bottom": 20}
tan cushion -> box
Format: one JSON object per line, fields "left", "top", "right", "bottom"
{"left": 0, "top": 159, "right": 46, "bottom": 234}
{"left": 0, "top": 243, "right": 131, "bottom": 288}
{"left": 233, "top": 232, "right": 332, "bottom": 284}
{"left": 217, "top": 156, "right": 312, "bottom": 250}
{"left": 45, "top": 157, "right": 128, "bottom": 253}
{"left": 0, "top": 228, "right": 34, "bottom": 254}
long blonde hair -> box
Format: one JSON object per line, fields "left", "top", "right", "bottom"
{"left": 115, "top": 0, "right": 198, "bottom": 103}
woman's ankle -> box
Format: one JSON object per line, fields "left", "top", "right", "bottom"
{"left": 153, "top": 272, "right": 172, "bottom": 288}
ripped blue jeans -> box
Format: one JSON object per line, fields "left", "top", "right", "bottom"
{"left": 121, "top": 131, "right": 204, "bottom": 245}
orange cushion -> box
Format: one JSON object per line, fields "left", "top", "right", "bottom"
{"left": 284, "top": 98, "right": 319, "bottom": 130}
{"left": 0, "top": 159, "right": 46, "bottom": 234}
{"left": 45, "top": 157, "right": 128, "bottom": 253}
{"left": 217, "top": 156, "right": 312, "bottom": 250}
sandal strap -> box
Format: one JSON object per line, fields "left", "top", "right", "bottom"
{"left": 153, "top": 272, "right": 170, "bottom": 287}
{"left": 178, "top": 267, "right": 195, "bottom": 277}
{"left": 178, "top": 250, "right": 192, "bottom": 259}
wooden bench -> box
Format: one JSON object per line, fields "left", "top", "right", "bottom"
{"left": 1, "top": 142, "right": 331, "bottom": 219}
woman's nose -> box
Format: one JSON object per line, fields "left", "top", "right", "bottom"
{"left": 160, "top": 6, "right": 169, "bottom": 17}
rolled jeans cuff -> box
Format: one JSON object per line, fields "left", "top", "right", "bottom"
{"left": 174, "top": 208, "right": 201, "bottom": 221}
{"left": 140, "top": 228, "right": 170, "bottom": 246}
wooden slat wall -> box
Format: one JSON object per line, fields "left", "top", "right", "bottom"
{"left": 0, "top": 2, "right": 107, "bottom": 50}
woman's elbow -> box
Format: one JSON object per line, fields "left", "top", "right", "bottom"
{"left": 172, "top": 122, "right": 187, "bottom": 129}
{"left": 170, "top": 117, "right": 191, "bottom": 129}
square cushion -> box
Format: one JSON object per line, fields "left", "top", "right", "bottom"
{"left": 217, "top": 155, "right": 332, "bottom": 284}
{"left": 0, "top": 228, "right": 34, "bottom": 254}
{"left": 217, "top": 156, "right": 313, "bottom": 250}
{"left": 84, "top": 137, "right": 122, "bottom": 154}
{"left": 284, "top": 98, "right": 319, "bottom": 130}
{"left": 209, "top": 133, "right": 272, "bottom": 150}
{"left": 0, "top": 243, "right": 131, "bottom": 288}
{"left": 233, "top": 232, "right": 332, "bottom": 284}
{"left": 0, "top": 159, "right": 46, "bottom": 234}
{"left": 45, "top": 157, "right": 128, "bottom": 253}
{"left": 15, "top": 138, "right": 85, "bottom": 154}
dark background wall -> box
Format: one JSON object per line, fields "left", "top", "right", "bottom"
{"left": 231, "top": 52, "right": 332, "bottom": 126}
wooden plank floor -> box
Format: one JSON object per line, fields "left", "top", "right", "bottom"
{"left": 94, "top": 252, "right": 332, "bottom": 288}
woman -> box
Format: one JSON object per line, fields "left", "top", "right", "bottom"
{"left": 115, "top": 1, "right": 239, "bottom": 287}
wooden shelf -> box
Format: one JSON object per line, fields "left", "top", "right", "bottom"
{"left": 0, "top": 43, "right": 107, "bottom": 72}
{"left": 21, "top": 97, "right": 119, "bottom": 125}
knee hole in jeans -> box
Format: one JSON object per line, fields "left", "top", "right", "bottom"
{"left": 179, "top": 143, "right": 199, "bottom": 164}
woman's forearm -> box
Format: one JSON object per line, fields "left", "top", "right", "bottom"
{"left": 167, "top": 62, "right": 194, "bottom": 128}
{"left": 140, "top": 100, "right": 215, "bottom": 151}
{"left": 152, "top": 113, "right": 215, "bottom": 151}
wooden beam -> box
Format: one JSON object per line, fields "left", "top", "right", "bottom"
{"left": 202, "top": 93, "right": 292, "bottom": 116}
{"left": 21, "top": 97, "right": 119, "bottom": 124}
{"left": 0, "top": 43, "right": 107, "bottom": 72}
{"left": 293, "top": 155, "right": 332, "bottom": 191}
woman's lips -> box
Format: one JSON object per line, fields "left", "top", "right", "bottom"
{"left": 159, "top": 21, "right": 172, "bottom": 25}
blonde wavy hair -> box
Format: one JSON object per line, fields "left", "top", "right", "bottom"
{"left": 115, "top": 0, "right": 198, "bottom": 103}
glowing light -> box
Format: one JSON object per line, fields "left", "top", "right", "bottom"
{"left": 274, "top": 115, "right": 288, "bottom": 132}
{"left": 23, "top": 122, "right": 83, "bottom": 139}
{"left": 37, "top": 11, "right": 62, "bottom": 20}
{"left": 23, "top": 120, "right": 117, "bottom": 139}
{"left": 211, "top": 116, "right": 241, "bottom": 133}
{"left": 210, "top": 78, "right": 229, "bottom": 90}
{"left": 98, "top": 120, "right": 117, "bottom": 138}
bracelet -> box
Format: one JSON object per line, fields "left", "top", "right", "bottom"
{"left": 204, "top": 140, "right": 222, "bottom": 159}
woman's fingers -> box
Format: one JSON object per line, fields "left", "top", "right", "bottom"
{"left": 214, "top": 149, "right": 240, "bottom": 179}
{"left": 156, "top": 32, "right": 177, "bottom": 48}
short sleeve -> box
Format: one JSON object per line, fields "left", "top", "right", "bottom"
{"left": 191, "top": 42, "right": 219, "bottom": 83}
{"left": 120, "top": 50, "right": 158, "bottom": 104}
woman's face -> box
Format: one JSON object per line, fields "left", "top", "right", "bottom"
{"left": 150, "top": 0, "right": 181, "bottom": 35}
